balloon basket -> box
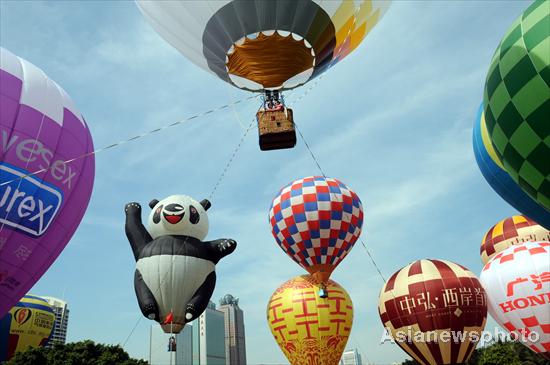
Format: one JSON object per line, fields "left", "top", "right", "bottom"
{"left": 256, "top": 109, "right": 296, "bottom": 151}
{"left": 161, "top": 323, "right": 184, "bottom": 334}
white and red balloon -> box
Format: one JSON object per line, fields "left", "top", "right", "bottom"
{"left": 480, "top": 241, "right": 550, "bottom": 360}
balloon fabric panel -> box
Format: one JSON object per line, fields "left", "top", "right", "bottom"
{"left": 480, "top": 241, "right": 550, "bottom": 359}
{"left": 267, "top": 275, "right": 353, "bottom": 365}
{"left": 379, "top": 259, "right": 487, "bottom": 365}
{"left": 472, "top": 104, "right": 550, "bottom": 229}
{"left": 480, "top": 215, "right": 550, "bottom": 265}
{"left": 0, "top": 48, "right": 95, "bottom": 317}
{"left": 483, "top": 0, "right": 550, "bottom": 210}
{"left": 136, "top": 0, "right": 389, "bottom": 91}
{"left": 269, "top": 176, "right": 363, "bottom": 282}
{"left": 0, "top": 295, "right": 55, "bottom": 361}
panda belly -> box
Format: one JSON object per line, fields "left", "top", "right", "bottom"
{"left": 136, "top": 255, "right": 214, "bottom": 320}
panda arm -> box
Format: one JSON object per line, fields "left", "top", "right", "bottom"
{"left": 205, "top": 239, "right": 237, "bottom": 262}
{"left": 125, "top": 202, "right": 153, "bottom": 260}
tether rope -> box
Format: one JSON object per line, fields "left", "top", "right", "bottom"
{"left": 293, "top": 122, "right": 387, "bottom": 284}
{"left": 0, "top": 95, "right": 258, "bottom": 188}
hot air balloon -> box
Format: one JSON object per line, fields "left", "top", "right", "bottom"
{"left": 0, "top": 48, "right": 95, "bottom": 317}
{"left": 136, "top": 0, "right": 390, "bottom": 150}
{"left": 480, "top": 215, "right": 550, "bottom": 265}
{"left": 0, "top": 294, "right": 55, "bottom": 361}
{"left": 483, "top": 0, "right": 550, "bottom": 211}
{"left": 267, "top": 275, "right": 353, "bottom": 365}
{"left": 379, "top": 259, "right": 487, "bottom": 365}
{"left": 125, "top": 195, "right": 236, "bottom": 333}
{"left": 480, "top": 241, "right": 550, "bottom": 360}
{"left": 472, "top": 105, "right": 550, "bottom": 229}
{"left": 269, "top": 176, "right": 363, "bottom": 295}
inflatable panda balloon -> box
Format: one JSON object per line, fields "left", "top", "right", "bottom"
{"left": 124, "top": 195, "right": 236, "bottom": 333}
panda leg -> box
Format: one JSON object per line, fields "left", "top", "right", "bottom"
{"left": 185, "top": 271, "right": 216, "bottom": 322}
{"left": 134, "top": 269, "right": 159, "bottom": 321}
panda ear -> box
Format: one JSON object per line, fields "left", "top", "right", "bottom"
{"left": 200, "top": 199, "right": 211, "bottom": 211}
{"left": 149, "top": 199, "right": 160, "bottom": 209}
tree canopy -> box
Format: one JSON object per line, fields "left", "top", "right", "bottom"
{"left": 5, "top": 340, "right": 148, "bottom": 365}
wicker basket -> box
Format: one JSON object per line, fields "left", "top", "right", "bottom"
{"left": 256, "top": 108, "right": 296, "bottom": 151}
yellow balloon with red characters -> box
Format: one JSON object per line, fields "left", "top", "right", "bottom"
{"left": 0, "top": 295, "right": 55, "bottom": 361}
{"left": 267, "top": 275, "right": 353, "bottom": 365}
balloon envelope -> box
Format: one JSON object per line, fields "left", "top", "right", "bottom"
{"left": 480, "top": 241, "right": 550, "bottom": 360}
{"left": 267, "top": 275, "right": 353, "bottom": 365}
{"left": 480, "top": 215, "right": 550, "bottom": 265}
{"left": 137, "top": 0, "right": 390, "bottom": 91}
{"left": 483, "top": 0, "right": 550, "bottom": 211}
{"left": 0, "top": 294, "right": 55, "bottom": 361}
{"left": 0, "top": 48, "right": 95, "bottom": 316}
{"left": 472, "top": 105, "right": 550, "bottom": 229}
{"left": 379, "top": 259, "right": 487, "bottom": 365}
{"left": 269, "top": 176, "right": 363, "bottom": 283}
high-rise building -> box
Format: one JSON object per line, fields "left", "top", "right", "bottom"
{"left": 41, "top": 296, "right": 69, "bottom": 347}
{"left": 192, "top": 301, "right": 226, "bottom": 365}
{"left": 340, "top": 348, "right": 363, "bottom": 365}
{"left": 218, "top": 294, "right": 246, "bottom": 365}
{"left": 149, "top": 324, "right": 193, "bottom": 365}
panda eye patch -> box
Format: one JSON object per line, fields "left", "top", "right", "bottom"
{"left": 153, "top": 205, "right": 163, "bottom": 224}
{"left": 189, "top": 205, "right": 200, "bottom": 224}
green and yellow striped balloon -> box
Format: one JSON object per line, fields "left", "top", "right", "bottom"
{"left": 483, "top": 0, "right": 550, "bottom": 210}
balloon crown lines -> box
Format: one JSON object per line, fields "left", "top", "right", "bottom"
{"left": 380, "top": 326, "right": 541, "bottom": 346}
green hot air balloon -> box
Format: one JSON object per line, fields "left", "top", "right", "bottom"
{"left": 483, "top": 0, "right": 549, "bottom": 210}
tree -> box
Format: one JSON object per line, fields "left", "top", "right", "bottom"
{"left": 6, "top": 340, "right": 147, "bottom": 365}
{"left": 477, "top": 341, "right": 521, "bottom": 365}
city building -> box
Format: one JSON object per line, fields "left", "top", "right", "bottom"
{"left": 192, "top": 301, "right": 226, "bottom": 365}
{"left": 41, "top": 296, "right": 69, "bottom": 347}
{"left": 340, "top": 348, "right": 363, "bottom": 365}
{"left": 218, "top": 294, "right": 246, "bottom": 365}
{"left": 149, "top": 324, "right": 193, "bottom": 365}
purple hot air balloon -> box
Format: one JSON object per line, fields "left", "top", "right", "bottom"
{"left": 0, "top": 48, "right": 95, "bottom": 316}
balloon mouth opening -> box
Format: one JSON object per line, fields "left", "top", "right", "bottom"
{"left": 163, "top": 212, "right": 184, "bottom": 225}
{"left": 225, "top": 30, "right": 315, "bottom": 91}
{"left": 309, "top": 265, "right": 333, "bottom": 285}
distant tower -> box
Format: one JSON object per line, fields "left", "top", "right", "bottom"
{"left": 340, "top": 348, "right": 363, "bottom": 365}
{"left": 218, "top": 294, "right": 246, "bottom": 365}
{"left": 41, "top": 297, "right": 69, "bottom": 347}
{"left": 192, "top": 301, "right": 226, "bottom": 365}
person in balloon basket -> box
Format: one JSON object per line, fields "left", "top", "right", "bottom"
{"left": 266, "top": 99, "right": 284, "bottom": 112}
{"left": 124, "top": 195, "right": 236, "bottom": 332}
{"left": 168, "top": 336, "right": 176, "bottom": 352}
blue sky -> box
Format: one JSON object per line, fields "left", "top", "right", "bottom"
{"left": 0, "top": 1, "right": 532, "bottom": 364}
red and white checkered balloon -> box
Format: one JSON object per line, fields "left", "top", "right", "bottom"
{"left": 269, "top": 176, "right": 363, "bottom": 282}
{"left": 480, "top": 241, "right": 550, "bottom": 359}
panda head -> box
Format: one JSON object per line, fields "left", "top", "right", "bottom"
{"left": 146, "top": 195, "right": 210, "bottom": 240}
